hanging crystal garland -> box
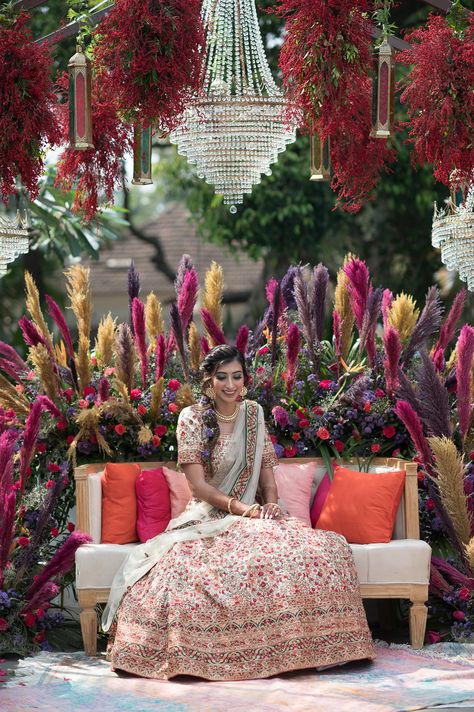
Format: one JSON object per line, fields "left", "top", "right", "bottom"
{"left": 0, "top": 212, "right": 29, "bottom": 277}
{"left": 432, "top": 183, "right": 474, "bottom": 289}
{"left": 169, "top": 0, "right": 296, "bottom": 212}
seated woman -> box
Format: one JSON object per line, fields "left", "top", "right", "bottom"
{"left": 102, "top": 344, "right": 375, "bottom": 680}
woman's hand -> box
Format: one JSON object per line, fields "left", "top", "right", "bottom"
{"left": 260, "top": 502, "right": 282, "bottom": 520}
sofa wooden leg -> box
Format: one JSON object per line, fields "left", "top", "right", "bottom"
{"left": 79, "top": 607, "right": 98, "bottom": 656}
{"left": 409, "top": 598, "right": 428, "bottom": 649}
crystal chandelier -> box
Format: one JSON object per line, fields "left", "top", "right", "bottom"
{"left": 432, "top": 184, "right": 474, "bottom": 289}
{"left": 0, "top": 212, "right": 29, "bottom": 277}
{"left": 169, "top": 0, "right": 296, "bottom": 212}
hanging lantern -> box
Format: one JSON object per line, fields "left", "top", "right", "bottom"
{"left": 132, "top": 125, "right": 153, "bottom": 185}
{"left": 0, "top": 212, "right": 29, "bottom": 277}
{"left": 68, "top": 45, "right": 93, "bottom": 150}
{"left": 310, "top": 131, "right": 331, "bottom": 182}
{"left": 371, "top": 36, "right": 394, "bottom": 139}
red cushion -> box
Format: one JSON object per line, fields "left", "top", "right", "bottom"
{"left": 136, "top": 467, "right": 171, "bottom": 543}
{"left": 310, "top": 471, "right": 330, "bottom": 528}
{"left": 316, "top": 465, "right": 406, "bottom": 544}
{"left": 101, "top": 462, "right": 141, "bottom": 544}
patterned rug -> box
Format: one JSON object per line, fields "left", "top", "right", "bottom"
{"left": 1, "top": 642, "right": 474, "bottom": 712}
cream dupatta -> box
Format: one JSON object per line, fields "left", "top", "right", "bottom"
{"left": 101, "top": 400, "right": 266, "bottom": 632}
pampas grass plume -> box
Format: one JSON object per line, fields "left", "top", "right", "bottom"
{"left": 95, "top": 313, "right": 116, "bottom": 367}
{"left": 188, "top": 322, "right": 202, "bottom": 371}
{"left": 456, "top": 325, "right": 474, "bottom": 439}
{"left": 115, "top": 323, "right": 136, "bottom": 392}
{"left": 342, "top": 257, "right": 370, "bottom": 332}
{"left": 383, "top": 326, "right": 402, "bottom": 396}
{"left": 132, "top": 298, "right": 148, "bottom": 387}
{"left": 24, "top": 271, "right": 53, "bottom": 351}
{"left": 387, "top": 292, "right": 419, "bottom": 343}
{"left": 394, "top": 399, "right": 432, "bottom": 465}
{"left": 29, "top": 344, "right": 59, "bottom": 400}
{"left": 175, "top": 383, "right": 195, "bottom": 412}
{"left": 0, "top": 373, "right": 30, "bottom": 414}
{"left": 467, "top": 537, "right": 474, "bottom": 573}
{"left": 177, "top": 268, "right": 199, "bottom": 332}
{"left": 150, "top": 377, "right": 164, "bottom": 420}
{"left": 203, "top": 261, "right": 224, "bottom": 328}
{"left": 335, "top": 259, "right": 355, "bottom": 359}
{"left": 428, "top": 436, "right": 472, "bottom": 548}
{"left": 145, "top": 292, "right": 164, "bottom": 348}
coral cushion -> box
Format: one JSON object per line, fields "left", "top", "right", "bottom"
{"left": 310, "top": 471, "right": 331, "bottom": 528}
{"left": 274, "top": 462, "right": 317, "bottom": 526}
{"left": 135, "top": 467, "right": 172, "bottom": 543}
{"left": 316, "top": 465, "right": 406, "bottom": 544}
{"left": 101, "top": 462, "right": 141, "bottom": 544}
{"left": 163, "top": 466, "right": 193, "bottom": 520}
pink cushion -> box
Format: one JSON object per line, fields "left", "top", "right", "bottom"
{"left": 310, "top": 472, "right": 330, "bottom": 528}
{"left": 163, "top": 466, "right": 193, "bottom": 519}
{"left": 274, "top": 462, "right": 317, "bottom": 526}
{"left": 135, "top": 467, "right": 171, "bottom": 543}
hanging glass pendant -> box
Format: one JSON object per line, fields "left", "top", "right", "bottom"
{"left": 310, "top": 131, "right": 331, "bottom": 182}
{"left": 132, "top": 125, "right": 153, "bottom": 185}
{"left": 0, "top": 212, "right": 29, "bottom": 277}
{"left": 432, "top": 183, "right": 474, "bottom": 290}
{"left": 169, "top": 0, "right": 296, "bottom": 211}
{"left": 371, "top": 36, "right": 394, "bottom": 139}
{"left": 68, "top": 45, "right": 93, "bottom": 150}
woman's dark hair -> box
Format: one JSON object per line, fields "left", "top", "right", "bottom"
{"left": 200, "top": 344, "right": 248, "bottom": 386}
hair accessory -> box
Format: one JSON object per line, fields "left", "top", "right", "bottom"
{"left": 205, "top": 386, "right": 216, "bottom": 399}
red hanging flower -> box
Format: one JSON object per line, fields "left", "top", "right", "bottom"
{"left": 277, "top": 0, "right": 396, "bottom": 211}
{"left": 0, "top": 11, "right": 61, "bottom": 201}
{"left": 399, "top": 12, "right": 474, "bottom": 187}
{"left": 93, "top": 0, "right": 204, "bottom": 130}
{"left": 55, "top": 73, "right": 133, "bottom": 222}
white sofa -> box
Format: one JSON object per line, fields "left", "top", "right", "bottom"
{"left": 74, "top": 457, "right": 431, "bottom": 655}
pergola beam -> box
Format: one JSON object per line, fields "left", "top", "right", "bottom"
{"left": 13, "top": 0, "right": 50, "bottom": 10}
{"left": 35, "top": 6, "right": 111, "bottom": 46}
{"left": 422, "top": 0, "right": 453, "bottom": 11}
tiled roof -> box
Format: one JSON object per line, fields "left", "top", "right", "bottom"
{"left": 84, "top": 203, "right": 264, "bottom": 301}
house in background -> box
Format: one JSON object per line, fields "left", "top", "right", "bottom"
{"left": 82, "top": 203, "right": 265, "bottom": 334}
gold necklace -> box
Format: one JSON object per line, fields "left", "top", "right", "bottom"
{"left": 215, "top": 405, "right": 239, "bottom": 422}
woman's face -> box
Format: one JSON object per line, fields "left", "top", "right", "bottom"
{"left": 211, "top": 359, "right": 245, "bottom": 407}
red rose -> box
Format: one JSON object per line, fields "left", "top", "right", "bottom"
{"left": 50, "top": 527, "right": 59, "bottom": 537}
{"left": 18, "top": 536, "right": 30, "bottom": 547}
{"left": 168, "top": 380, "right": 181, "bottom": 392}
{"left": 319, "top": 380, "right": 332, "bottom": 389}
{"left": 154, "top": 425, "right": 167, "bottom": 437}
{"left": 382, "top": 425, "right": 396, "bottom": 438}
{"left": 312, "top": 406, "right": 324, "bottom": 416}
{"left": 316, "top": 427, "right": 330, "bottom": 440}
{"left": 24, "top": 612, "right": 36, "bottom": 627}
{"left": 257, "top": 346, "right": 269, "bottom": 355}
{"left": 56, "top": 420, "right": 67, "bottom": 430}
{"left": 130, "top": 388, "right": 142, "bottom": 401}
{"left": 459, "top": 587, "right": 471, "bottom": 601}
{"left": 0, "top": 618, "right": 9, "bottom": 632}
{"left": 299, "top": 419, "right": 310, "bottom": 429}
{"left": 334, "top": 439, "right": 344, "bottom": 453}
{"left": 83, "top": 386, "right": 95, "bottom": 397}
{"left": 63, "top": 388, "right": 74, "bottom": 402}
{"left": 47, "top": 463, "right": 60, "bottom": 473}
{"left": 453, "top": 610, "right": 465, "bottom": 621}
{"left": 270, "top": 434, "right": 277, "bottom": 444}
{"left": 426, "top": 498, "right": 436, "bottom": 511}
{"left": 152, "top": 435, "right": 161, "bottom": 447}
{"left": 114, "top": 424, "right": 126, "bottom": 435}
{"left": 36, "top": 608, "right": 45, "bottom": 619}
{"left": 36, "top": 442, "right": 47, "bottom": 453}
{"left": 66, "top": 435, "right": 75, "bottom": 445}
{"left": 292, "top": 432, "right": 301, "bottom": 441}
{"left": 137, "top": 404, "right": 147, "bottom": 415}
{"left": 168, "top": 403, "right": 178, "bottom": 413}
{"left": 371, "top": 444, "right": 381, "bottom": 453}
{"left": 33, "top": 631, "right": 45, "bottom": 643}
{"left": 284, "top": 445, "right": 297, "bottom": 458}
{"left": 78, "top": 399, "right": 89, "bottom": 409}
{"left": 363, "top": 401, "right": 372, "bottom": 412}
{"left": 427, "top": 630, "right": 441, "bottom": 644}
{"left": 417, "top": 470, "right": 425, "bottom": 482}
{"left": 375, "top": 388, "right": 385, "bottom": 398}
{"left": 45, "top": 480, "right": 54, "bottom": 489}
{"left": 295, "top": 408, "right": 307, "bottom": 419}
{"left": 67, "top": 522, "right": 75, "bottom": 533}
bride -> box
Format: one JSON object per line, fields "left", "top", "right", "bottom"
{"left": 102, "top": 344, "right": 375, "bottom": 680}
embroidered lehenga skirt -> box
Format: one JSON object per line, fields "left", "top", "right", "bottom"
{"left": 106, "top": 517, "right": 375, "bottom": 680}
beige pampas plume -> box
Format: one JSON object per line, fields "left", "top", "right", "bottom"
{"left": 145, "top": 292, "right": 164, "bottom": 349}
{"left": 65, "top": 265, "right": 93, "bottom": 389}
{"left": 29, "top": 344, "right": 59, "bottom": 400}
{"left": 138, "top": 426, "right": 153, "bottom": 445}
{"left": 95, "top": 313, "right": 116, "bottom": 367}
{"left": 466, "top": 537, "right": 474, "bottom": 573}
{"left": 24, "top": 271, "right": 53, "bottom": 351}
{"left": 203, "top": 261, "right": 224, "bottom": 328}
{"left": 188, "top": 322, "right": 201, "bottom": 371}
{"left": 387, "top": 293, "right": 419, "bottom": 343}
{"left": 334, "top": 256, "right": 355, "bottom": 359}
{"left": 0, "top": 373, "right": 30, "bottom": 414}
{"left": 150, "top": 377, "right": 164, "bottom": 421}
{"left": 175, "top": 383, "right": 195, "bottom": 413}
{"left": 428, "top": 436, "right": 472, "bottom": 547}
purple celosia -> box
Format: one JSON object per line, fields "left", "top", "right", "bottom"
{"left": 431, "top": 556, "right": 474, "bottom": 590}
{"left": 435, "top": 288, "right": 466, "bottom": 353}
{"left": 26, "top": 531, "right": 92, "bottom": 601}
{"left": 98, "top": 377, "right": 110, "bottom": 403}
{"left": 403, "top": 286, "right": 443, "bottom": 366}
{"left": 271, "top": 281, "right": 281, "bottom": 368}
{"left": 280, "top": 266, "right": 297, "bottom": 310}
{"left": 170, "top": 303, "right": 189, "bottom": 381}
{"left": 174, "top": 254, "right": 194, "bottom": 298}
{"left": 381, "top": 289, "right": 393, "bottom": 329}
{"left": 132, "top": 298, "right": 148, "bottom": 387}
{"left": 343, "top": 258, "right": 371, "bottom": 332}
{"left": 311, "top": 263, "right": 329, "bottom": 343}
{"left": 285, "top": 322, "right": 301, "bottom": 394}
{"left": 294, "top": 267, "right": 316, "bottom": 364}
{"left": 417, "top": 350, "right": 451, "bottom": 438}
{"left": 360, "top": 287, "right": 382, "bottom": 366}
{"left": 383, "top": 326, "right": 402, "bottom": 396}
{"left": 127, "top": 260, "right": 140, "bottom": 329}
{"left": 115, "top": 323, "right": 135, "bottom": 392}
{"left": 235, "top": 325, "right": 249, "bottom": 356}
{"left": 155, "top": 334, "right": 166, "bottom": 380}
{"left": 456, "top": 324, "right": 474, "bottom": 439}
{"left": 177, "top": 268, "right": 199, "bottom": 333}
{"left": 45, "top": 295, "right": 75, "bottom": 359}
{"left": 0, "top": 357, "right": 22, "bottom": 381}
{"left": 22, "top": 581, "right": 60, "bottom": 614}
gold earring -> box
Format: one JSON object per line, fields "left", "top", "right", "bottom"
{"left": 205, "top": 386, "right": 216, "bottom": 399}
{"left": 240, "top": 386, "right": 248, "bottom": 398}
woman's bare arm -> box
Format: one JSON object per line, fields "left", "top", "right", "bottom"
{"left": 181, "top": 463, "right": 251, "bottom": 516}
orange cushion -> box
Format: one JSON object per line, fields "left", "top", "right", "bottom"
{"left": 101, "top": 462, "right": 141, "bottom": 544}
{"left": 316, "top": 465, "right": 406, "bottom": 544}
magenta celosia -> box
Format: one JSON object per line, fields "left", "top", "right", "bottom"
{"left": 394, "top": 399, "right": 432, "bottom": 466}
{"left": 342, "top": 258, "right": 371, "bottom": 332}
{"left": 235, "top": 325, "right": 249, "bottom": 356}
{"left": 19, "top": 396, "right": 61, "bottom": 493}
{"left": 285, "top": 322, "right": 301, "bottom": 394}
{"left": 45, "top": 295, "right": 74, "bottom": 360}
{"left": 177, "top": 268, "right": 199, "bottom": 333}
{"left": 456, "top": 324, "right": 474, "bottom": 439}
{"left": 26, "top": 531, "right": 91, "bottom": 601}
{"left": 155, "top": 334, "right": 166, "bottom": 381}
{"left": 200, "top": 308, "right": 226, "bottom": 347}
{"left": 435, "top": 289, "right": 466, "bottom": 353}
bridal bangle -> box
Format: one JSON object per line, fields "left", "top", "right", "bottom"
{"left": 228, "top": 497, "right": 237, "bottom": 514}
{"left": 242, "top": 504, "right": 261, "bottom": 518}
